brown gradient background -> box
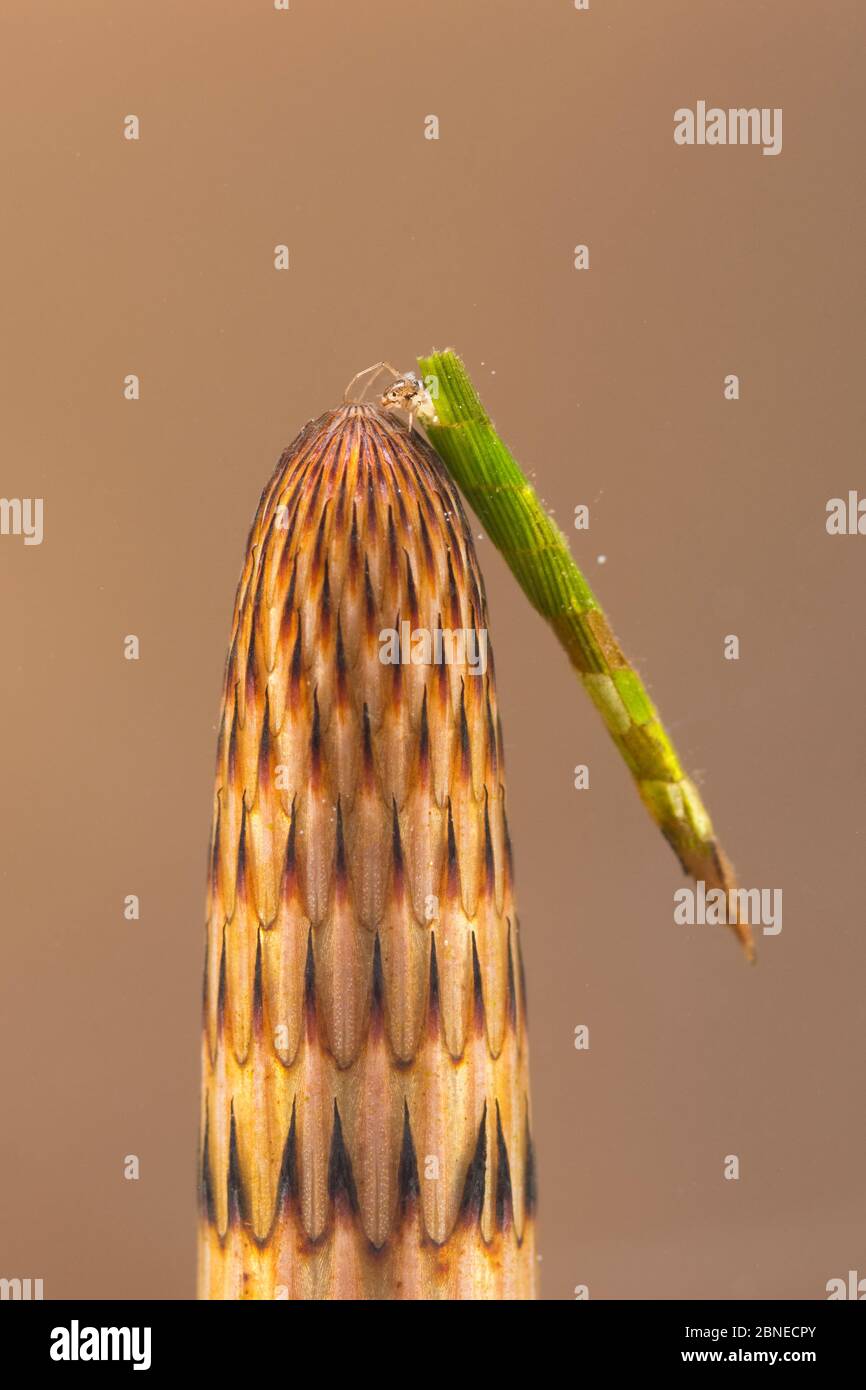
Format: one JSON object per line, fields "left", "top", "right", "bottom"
{"left": 1, "top": 0, "right": 863, "bottom": 1301}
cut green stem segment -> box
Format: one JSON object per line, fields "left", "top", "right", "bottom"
{"left": 417, "top": 348, "right": 754, "bottom": 962}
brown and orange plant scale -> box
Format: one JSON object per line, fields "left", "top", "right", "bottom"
{"left": 198, "top": 399, "right": 537, "bottom": 1300}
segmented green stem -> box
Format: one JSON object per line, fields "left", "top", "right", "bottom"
{"left": 417, "top": 348, "right": 753, "bottom": 961}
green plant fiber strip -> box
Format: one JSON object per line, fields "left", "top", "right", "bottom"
{"left": 417, "top": 347, "right": 753, "bottom": 960}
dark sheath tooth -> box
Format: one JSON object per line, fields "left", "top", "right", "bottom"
{"left": 459, "top": 1103, "right": 488, "bottom": 1225}
{"left": 328, "top": 1103, "right": 359, "bottom": 1215}
{"left": 397, "top": 1104, "right": 421, "bottom": 1214}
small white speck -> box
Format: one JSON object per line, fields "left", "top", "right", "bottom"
{"left": 597, "top": 555, "right": 607, "bottom": 564}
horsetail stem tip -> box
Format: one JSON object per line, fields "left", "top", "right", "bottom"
{"left": 202, "top": 401, "right": 536, "bottom": 1297}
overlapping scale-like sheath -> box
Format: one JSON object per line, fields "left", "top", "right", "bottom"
{"left": 198, "top": 403, "right": 536, "bottom": 1300}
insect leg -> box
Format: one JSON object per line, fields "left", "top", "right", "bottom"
{"left": 343, "top": 361, "right": 404, "bottom": 403}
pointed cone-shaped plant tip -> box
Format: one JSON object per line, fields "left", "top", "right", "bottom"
{"left": 199, "top": 401, "right": 536, "bottom": 1300}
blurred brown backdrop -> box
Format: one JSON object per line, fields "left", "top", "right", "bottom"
{"left": 1, "top": 0, "right": 864, "bottom": 1300}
